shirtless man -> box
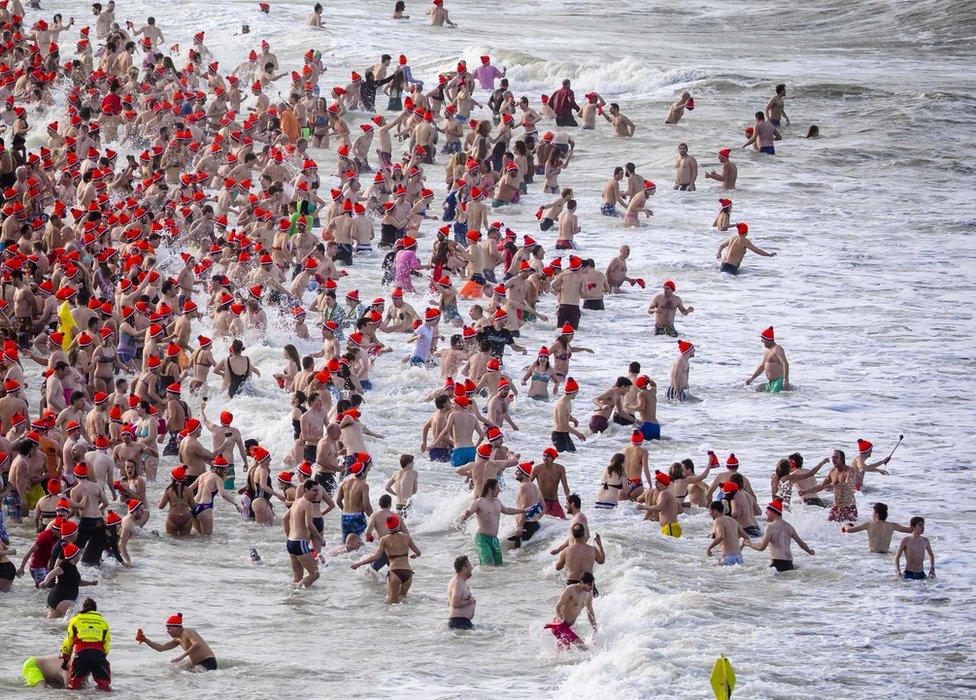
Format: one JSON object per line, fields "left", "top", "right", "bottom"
{"left": 705, "top": 500, "right": 750, "bottom": 565}
{"left": 352, "top": 514, "right": 421, "bottom": 603}
{"left": 136, "top": 613, "right": 218, "bottom": 670}
{"left": 667, "top": 340, "right": 697, "bottom": 403}
{"left": 648, "top": 280, "right": 694, "bottom": 337}
{"left": 850, "top": 438, "right": 891, "bottom": 491}
{"left": 742, "top": 112, "right": 782, "bottom": 155}
{"left": 717, "top": 222, "right": 776, "bottom": 275}
{"left": 637, "top": 471, "right": 683, "bottom": 537}
{"left": 601, "top": 169, "right": 627, "bottom": 217}
{"left": 427, "top": 0, "right": 457, "bottom": 27}
{"left": 746, "top": 326, "right": 790, "bottom": 392}
{"left": 664, "top": 91, "right": 692, "bottom": 124}
{"left": 455, "top": 443, "right": 518, "bottom": 500}
{"left": 621, "top": 432, "right": 650, "bottom": 501}
{"left": 552, "top": 378, "right": 586, "bottom": 453}
{"left": 447, "top": 555, "right": 476, "bottom": 629}
{"left": 556, "top": 521, "right": 605, "bottom": 588}
{"left": 765, "top": 84, "right": 790, "bottom": 128}
{"left": 600, "top": 103, "right": 635, "bottom": 136}
{"left": 68, "top": 464, "right": 108, "bottom": 555}
{"left": 508, "top": 462, "right": 544, "bottom": 548}
{"left": 705, "top": 453, "right": 756, "bottom": 502}
{"left": 605, "top": 245, "right": 643, "bottom": 292}
{"left": 842, "top": 502, "right": 911, "bottom": 554}
{"left": 200, "top": 404, "right": 246, "bottom": 490}
{"left": 673, "top": 143, "right": 698, "bottom": 191}
{"left": 705, "top": 149, "right": 737, "bottom": 190}
{"left": 545, "top": 574, "right": 597, "bottom": 650}
{"left": 433, "top": 396, "right": 484, "bottom": 467}
{"left": 337, "top": 461, "right": 373, "bottom": 543}
{"left": 420, "top": 395, "right": 452, "bottom": 463}
{"left": 459, "top": 479, "right": 524, "bottom": 566}
{"left": 283, "top": 482, "right": 326, "bottom": 587}
{"left": 533, "top": 449, "right": 570, "bottom": 519}
{"left": 384, "top": 454, "right": 418, "bottom": 516}
{"left": 894, "top": 517, "right": 936, "bottom": 580}
{"left": 623, "top": 181, "right": 654, "bottom": 228}
{"left": 551, "top": 258, "right": 586, "bottom": 330}
{"left": 743, "top": 499, "right": 815, "bottom": 572}
{"left": 626, "top": 376, "right": 659, "bottom": 441}
{"left": 177, "top": 418, "right": 212, "bottom": 484}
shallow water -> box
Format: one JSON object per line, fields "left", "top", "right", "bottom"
{"left": 2, "top": 0, "right": 976, "bottom": 697}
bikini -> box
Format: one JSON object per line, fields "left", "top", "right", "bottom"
{"left": 191, "top": 489, "right": 218, "bottom": 518}
{"left": 387, "top": 545, "right": 413, "bottom": 583}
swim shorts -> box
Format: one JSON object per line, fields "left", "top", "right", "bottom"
{"left": 545, "top": 619, "right": 581, "bottom": 647}
{"left": 639, "top": 421, "right": 661, "bottom": 441}
{"left": 903, "top": 570, "right": 926, "bottom": 581}
{"left": 341, "top": 512, "right": 368, "bottom": 540}
{"left": 451, "top": 446, "right": 477, "bottom": 467}
{"left": 661, "top": 522, "right": 682, "bottom": 538}
{"left": 544, "top": 499, "right": 566, "bottom": 519}
{"left": 286, "top": 539, "right": 311, "bottom": 556}
{"left": 721, "top": 553, "right": 744, "bottom": 566}
{"left": 764, "top": 377, "right": 785, "bottom": 393}
{"left": 428, "top": 447, "right": 451, "bottom": 463}
{"left": 474, "top": 532, "right": 503, "bottom": 566}
{"left": 551, "top": 431, "right": 576, "bottom": 453}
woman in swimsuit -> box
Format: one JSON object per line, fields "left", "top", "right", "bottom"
{"left": 117, "top": 461, "right": 149, "bottom": 527}
{"left": 246, "top": 459, "right": 279, "bottom": 526}
{"left": 668, "top": 459, "right": 714, "bottom": 508}
{"left": 351, "top": 515, "right": 420, "bottom": 604}
{"left": 548, "top": 329, "right": 593, "bottom": 391}
{"left": 594, "top": 454, "right": 625, "bottom": 509}
{"left": 33, "top": 478, "right": 62, "bottom": 533}
{"left": 134, "top": 405, "right": 159, "bottom": 481}
{"left": 90, "top": 333, "right": 119, "bottom": 395}
{"left": 279, "top": 344, "right": 301, "bottom": 392}
{"left": 158, "top": 468, "right": 193, "bottom": 536}
{"left": 217, "top": 339, "right": 261, "bottom": 399}
{"left": 188, "top": 337, "right": 216, "bottom": 394}
{"left": 39, "top": 544, "right": 96, "bottom": 618}
{"left": 522, "top": 348, "right": 557, "bottom": 400}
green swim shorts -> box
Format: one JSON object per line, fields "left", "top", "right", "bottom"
{"left": 764, "top": 377, "right": 785, "bottom": 393}
{"left": 475, "top": 533, "right": 503, "bottom": 566}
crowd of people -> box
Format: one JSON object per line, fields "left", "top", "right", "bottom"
{"left": 0, "top": 0, "right": 934, "bottom": 690}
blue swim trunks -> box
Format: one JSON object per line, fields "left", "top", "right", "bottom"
{"left": 341, "top": 513, "right": 367, "bottom": 539}
{"left": 639, "top": 421, "right": 661, "bottom": 441}
{"left": 451, "top": 446, "right": 477, "bottom": 467}
{"left": 721, "top": 553, "right": 743, "bottom": 566}
{"left": 760, "top": 146, "right": 775, "bottom": 155}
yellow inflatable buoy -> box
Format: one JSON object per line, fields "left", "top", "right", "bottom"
{"left": 710, "top": 656, "right": 735, "bottom": 699}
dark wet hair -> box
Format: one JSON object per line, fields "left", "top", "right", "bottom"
{"left": 379, "top": 494, "right": 392, "bottom": 508}
{"left": 454, "top": 555, "right": 470, "bottom": 572}
{"left": 628, "top": 361, "right": 641, "bottom": 374}
{"left": 614, "top": 377, "right": 632, "bottom": 389}
{"left": 81, "top": 597, "right": 97, "bottom": 612}
{"left": 482, "top": 479, "right": 498, "bottom": 497}
{"left": 571, "top": 523, "right": 585, "bottom": 539}
{"left": 710, "top": 501, "right": 725, "bottom": 514}
{"left": 874, "top": 502, "right": 888, "bottom": 520}
{"left": 567, "top": 493, "right": 581, "bottom": 509}
{"left": 580, "top": 572, "right": 595, "bottom": 585}
{"left": 910, "top": 516, "right": 924, "bottom": 528}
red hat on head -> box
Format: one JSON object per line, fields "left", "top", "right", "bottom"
{"left": 726, "top": 453, "right": 739, "bottom": 469}
{"left": 181, "top": 418, "right": 201, "bottom": 436}
{"left": 663, "top": 280, "right": 676, "bottom": 291}
{"left": 486, "top": 358, "right": 501, "bottom": 373}
{"left": 171, "top": 465, "right": 188, "bottom": 481}
{"left": 760, "top": 326, "right": 775, "bottom": 342}
{"left": 476, "top": 443, "right": 493, "bottom": 458}
{"left": 654, "top": 470, "right": 671, "bottom": 486}
{"left": 454, "top": 396, "right": 470, "bottom": 407}
{"left": 105, "top": 511, "right": 122, "bottom": 526}
{"left": 251, "top": 447, "right": 271, "bottom": 463}
{"left": 348, "top": 461, "right": 365, "bottom": 475}
{"left": 636, "top": 375, "right": 650, "bottom": 388}
{"left": 678, "top": 340, "right": 694, "bottom": 354}
{"left": 630, "top": 430, "right": 644, "bottom": 445}
{"left": 767, "top": 499, "right": 784, "bottom": 514}
{"left": 486, "top": 426, "right": 503, "bottom": 442}
{"left": 62, "top": 543, "right": 81, "bottom": 559}
{"left": 560, "top": 323, "right": 575, "bottom": 335}
{"left": 721, "top": 481, "right": 739, "bottom": 493}
{"left": 563, "top": 377, "right": 579, "bottom": 394}
{"left": 719, "top": 198, "right": 733, "bottom": 209}
{"left": 277, "top": 471, "right": 294, "bottom": 484}
{"left": 213, "top": 455, "right": 229, "bottom": 468}
{"left": 718, "top": 148, "right": 731, "bottom": 158}
{"left": 568, "top": 256, "right": 582, "bottom": 271}
{"left": 543, "top": 447, "right": 558, "bottom": 460}
{"left": 736, "top": 222, "right": 749, "bottom": 235}
{"left": 517, "top": 461, "right": 533, "bottom": 477}
{"left": 166, "top": 613, "right": 184, "bottom": 627}
{"left": 857, "top": 438, "right": 873, "bottom": 454}
{"left": 386, "top": 514, "right": 401, "bottom": 531}
{"left": 73, "top": 463, "right": 89, "bottom": 477}
{"left": 643, "top": 180, "right": 656, "bottom": 190}
{"left": 297, "top": 461, "right": 313, "bottom": 477}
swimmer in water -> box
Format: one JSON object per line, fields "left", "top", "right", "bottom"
{"left": 136, "top": 613, "right": 218, "bottom": 670}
